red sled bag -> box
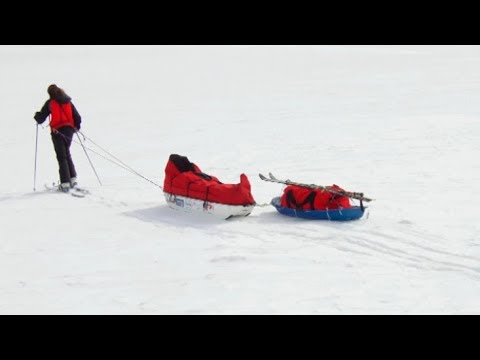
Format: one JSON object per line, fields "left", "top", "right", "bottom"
{"left": 163, "top": 154, "right": 255, "bottom": 206}
{"left": 280, "top": 185, "right": 351, "bottom": 210}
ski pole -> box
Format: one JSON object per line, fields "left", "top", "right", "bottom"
{"left": 33, "top": 123, "right": 39, "bottom": 191}
{"left": 75, "top": 131, "right": 102, "bottom": 186}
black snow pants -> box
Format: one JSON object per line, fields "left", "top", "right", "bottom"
{"left": 51, "top": 126, "right": 77, "bottom": 184}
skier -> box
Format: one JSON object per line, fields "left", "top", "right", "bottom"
{"left": 34, "top": 84, "right": 82, "bottom": 192}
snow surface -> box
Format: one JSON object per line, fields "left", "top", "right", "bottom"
{"left": 1, "top": 45, "right": 480, "bottom": 314}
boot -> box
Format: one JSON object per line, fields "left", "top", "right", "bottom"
{"left": 70, "top": 177, "right": 78, "bottom": 188}
{"left": 59, "top": 182, "right": 71, "bottom": 192}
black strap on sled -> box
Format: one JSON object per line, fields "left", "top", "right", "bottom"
{"left": 195, "top": 172, "right": 213, "bottom": 181}
{"left": 286, "top": 189, "right": 317, "bottom": 210}
{"left": 203, "top": 186, "right": 210, "bottom": 210}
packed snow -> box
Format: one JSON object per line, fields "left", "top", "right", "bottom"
{"left": 1, "top": 45, "right": 479, "bottom": 314}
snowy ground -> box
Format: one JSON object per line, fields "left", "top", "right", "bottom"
{"left": 1, "top": 45, "right": 479, "bottom": 314}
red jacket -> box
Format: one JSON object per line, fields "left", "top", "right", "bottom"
{"left": 34, "top": 94, "right": 82, "bottom": 131}
{"left": 49, "top": 100, "right": 74, "bottom": 130}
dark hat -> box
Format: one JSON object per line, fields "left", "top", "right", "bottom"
{"left": 47, "top": 84, "right": 60, "bottom": 98}
{"left": 47, "top": 84, "right": 69, "bottom": 101}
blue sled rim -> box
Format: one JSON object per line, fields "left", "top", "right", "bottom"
{"left": 270, "top": 197, "right": 365, "bottom": 221}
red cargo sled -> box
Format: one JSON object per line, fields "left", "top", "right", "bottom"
{"left": 163, "top": 154, "right": 256, "bottom": 219}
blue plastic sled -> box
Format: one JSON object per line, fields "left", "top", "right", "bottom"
{"left": 270, "top": 197, "right": 365, "bottom": 221}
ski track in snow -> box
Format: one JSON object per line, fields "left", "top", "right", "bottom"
{"left": 116, "top": 189, "right": 480, "bottom": 282}
{"left": 3, "top": 168, "right": 480, "bottom": 314}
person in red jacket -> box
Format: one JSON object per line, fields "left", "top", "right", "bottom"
{"left": 34, "top": 84, "right": 82, "bottom": 192}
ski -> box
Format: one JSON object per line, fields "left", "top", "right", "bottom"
{"left": 44, "top": 183, "right": 90, "bottom": 198}
{"left": 259, "top": 173, "right": 373, "bottom": 202}
{"left": 71, "top": 186, "right": 90, "bottom": 195}
{"left": 69, "top": 189, "right": 86, "bottom": 198}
